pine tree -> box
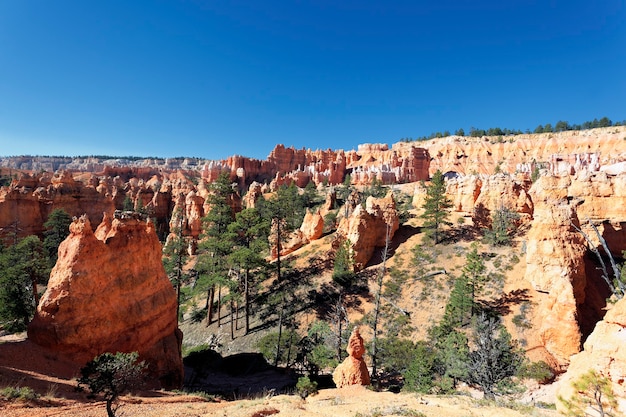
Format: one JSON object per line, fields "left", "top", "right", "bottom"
{"left": 228, "top": 207, "right": 269, "bottom": 335}
{"left": 558, "top": 369, "right": 618, "bottom": 417}
{"left": 77, "top": 352, "right": 146, "bottom": 417}
{"left": 162, "top": 207, "right": 190, "bottom": 321}
{"left": 43, "top": 208, "right": 72, "bottom": 267}
{"left": 197, "top": 173, "right": 235, "bottom": 326}
{"left": 420, "top": 170, "right": 452, "bottom": 244}
{"left": 0, "top": 236, "right": 48, "bottom": 332}
{"left": 463, "top": 243, "right": 487, "bottom": 317}
{"left": 484, "top": 204, "right": 519, "bottom": 246}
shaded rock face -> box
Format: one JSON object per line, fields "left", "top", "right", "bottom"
{"left": 333, "top": 192, "right": 399, "bottom": 271}
{"left": 333, "top": 328, "right": 370, "bottom": 388}
{"left": 28, "top": 215, "right": 183, "bottom": 389}
{"left": 555, "top": 296, "right": 626, "bottom": 415}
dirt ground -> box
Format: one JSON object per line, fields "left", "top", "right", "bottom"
{"left": 1, "top": 334, "right": 559, "bottom": 417}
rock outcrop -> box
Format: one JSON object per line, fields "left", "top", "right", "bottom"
{"left": 349, "top": 144, "right": 430, "bottom": 185}
{"left": 28, "top": 215, "right": 183, "bottom": 389}
{"left": 444, "top": 173, "right": 533, "bottom": 221}
{"left": 271, "top": 209, "right": 326, "bottom": 258}
{"left": 555, "top": 296, "right": 626, "bottom": 415}
{"left": 333, "top": 192, "right": 399, "bottom": 270}
{"left": 522, "top": 177, "right": 587, "bottom": 371}
{"left": 332, "top": 327, "right": 370, "bottom": 388}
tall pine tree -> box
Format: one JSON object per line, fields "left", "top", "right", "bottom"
{"left": 420, "top": 170, "right": 452, "bottom": 244}
{"left": 197, "top": 173, "right": 235, "bottom": 326}
{"left": 227, "top": 207, "right": 269, "bottom": 335}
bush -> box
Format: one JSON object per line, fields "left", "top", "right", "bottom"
{"left": 402, "top": 343, "right": 436, "bottom": 393}
{"left": 0, "top": 386, "right": 38, "bottom": 401}
{"left": 257, "top": 330, "right": 300, "bottom": 367}
{"left": 295, "top": 376, "right": 318, "bottom": 399}
{"left": 517, "top": 360, "right": 554, "bottom": 384}
{"left": 376, "top": 337, "right": 419, "bottom": 375}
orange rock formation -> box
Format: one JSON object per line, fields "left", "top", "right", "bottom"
{"left": 333, "top": 192, "right": 399, "bottom": 271}
{"left": 27, "top": 214, "right": 183, "bottom": 389}
{"left": 332, "top": 327, "right": 370, "bottom": 388}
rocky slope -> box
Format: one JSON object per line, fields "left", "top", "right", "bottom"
{"left": 27, "top": 214, "right": 183, "bottom": 389}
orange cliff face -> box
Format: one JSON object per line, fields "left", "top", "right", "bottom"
{"left": 27, "top": 214, "right": 183, "bottom": 389}
{"left": 332, "top": 192, "right": 399, "bottom": 271}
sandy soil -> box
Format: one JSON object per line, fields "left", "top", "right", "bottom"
{"left": 2, "top": 384, "right": 560, "bottom": 417}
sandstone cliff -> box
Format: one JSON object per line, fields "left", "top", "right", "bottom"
{"left": 28, "top": 214, "right": 183, "bottom": 389}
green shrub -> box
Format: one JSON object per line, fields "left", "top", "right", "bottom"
{"left": 257, "top": 330, "right": 300, "bottom": 367}
{"left": 295, "top": 376, "right": 318, "bottom": 399}
{"left": 0, "top": 386, "right": 39, "bottom": 401}
{"left": 517, "top": 360, "right": 554, "bottom": 383}
{"left": 402, "top": 342, "right": 436, "bottom": 393}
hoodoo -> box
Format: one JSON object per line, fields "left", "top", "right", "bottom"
{"left": 28, "top": 213, "right": 183, "bottom": 389}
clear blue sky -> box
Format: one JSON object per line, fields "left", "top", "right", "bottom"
{"left": 0, "top": 1, "right": 624, "bottom": 160}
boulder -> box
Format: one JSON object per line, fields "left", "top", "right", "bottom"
{"left": 28, "top": 215, "right": 183, "bottom": 389}
{"left": 300, "top": 210, "right": 324, "bottom": 242}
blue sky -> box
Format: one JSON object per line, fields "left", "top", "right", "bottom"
{"left": 0, "top": 1, "right": 624, "bottom": 160}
